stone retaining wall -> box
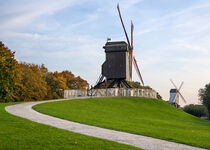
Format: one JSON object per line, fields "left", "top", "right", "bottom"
{"left": 64, "top": 88, "right": 157, "bottom": 99}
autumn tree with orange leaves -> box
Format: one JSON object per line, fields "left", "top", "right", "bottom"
{"left": 0, "top": 41, "right": 21, "bottom": 102}
{"left": 17, "top": 63, "right": 48, "bottom": 101}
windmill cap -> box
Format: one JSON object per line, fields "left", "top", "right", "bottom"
{"left": 170, "top": 89, "right": 177, "bottom": 93}
{"left": 104, "top": 41, "right": 127, "bottom": 45}
{"left": 103, "top": 41, "right": 128, "bottom": 52}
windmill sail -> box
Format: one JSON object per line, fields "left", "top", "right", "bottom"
{"left": 130, "top": 21, "right": 134, "bottom": 80}
{"left": 117, "top": 4, "right": 131, "bottom": 48}
{"left": 131, "top": 21, "right": 134, "bottom": 48}
{"left": 174, "top": 81, "right": 183, "bottom": 103}
{"left": 133, "top": 56, "right": 144, "bottom": 86}
{"left": 170, "top": 79, "right": 187, "bottom": 104}
{"left": 178, "top": 92, "right": 187, "bottom": 103}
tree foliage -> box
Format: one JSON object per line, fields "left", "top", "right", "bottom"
{"left": 45, "top": 72, "right": 68, "bottom": 99}
{"left": 44, "top": 70, "right": 88, "bottom": 99}
{"left": 17, "top": 63, "right": 48, "bottom": 101}
{"left": 199, "top": 83, "right": 210, "bottom": 116}
{"left": 61, "top": 71, "right": 88, "bottom": 90}
{"left": 0, "top": 42, "right": 21, "bottom": 102}
{"left": 183, "top": 104, "right": 209, "bottom": 117}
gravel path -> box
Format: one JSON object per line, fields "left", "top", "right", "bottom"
{"left": 5, "top": 98, "right": 206, "bottom": 150}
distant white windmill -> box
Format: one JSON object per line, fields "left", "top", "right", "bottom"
{"left": 169, "top": 79, "right": 187, "bottom": 108}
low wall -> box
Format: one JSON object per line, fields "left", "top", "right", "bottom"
{"left": 64, "top": 89, "right": 87, "bottom": 98}
{"left": 64, "top": 88, "right": 157, "bottom": 99}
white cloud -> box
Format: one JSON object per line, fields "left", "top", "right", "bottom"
{"left": 0, "top": 0, "right": 83, "bottom": 30}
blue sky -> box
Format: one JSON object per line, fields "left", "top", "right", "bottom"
{"left": 1, "top": 0, "right": 210, "bottom": 105}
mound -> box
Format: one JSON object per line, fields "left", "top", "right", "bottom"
{"left": 34, "top": 97, "right": 210, "bottom": 149}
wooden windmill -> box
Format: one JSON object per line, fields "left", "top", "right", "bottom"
{"left": 169, "top": 79, "right": 187, "bottom": 107}
{"left": 94, "top": 4, "right": 144, "bottom": 89}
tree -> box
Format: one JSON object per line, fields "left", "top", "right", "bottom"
{"left": 199, "top": 83, "right": 210, "bottom": 116}
{"left": 42, "top": 69, "right": 89, "bottom": 99}
{"left": 61, "top": 70, "right": 76, "bottom": 89}
{"left": 17, "top": 63, "right": 47, "bottom": 101}
{"left": 0, "top": 41, "right": 21, "bottom": 102}
{"left": 61, "top": 71, "right": 88, "bottom": 90}
{"left": 73, "top": 76, "right": 89, "bottom": 90}
{"left": 183, "top": 104, "right": 209, "bottom": 117}
{"left": 39, "top": 64, "right": 53, "bottom": 99}
{"left": 45, "top": 72, "right": 68, "bottom": 99}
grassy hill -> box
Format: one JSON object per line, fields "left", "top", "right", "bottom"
{"left": 0, "top": 103, "right": 141, "bottom": 150}
{"left": 33, "top": 97, "right": 210, "bottom": 149}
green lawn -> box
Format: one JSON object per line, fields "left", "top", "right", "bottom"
{"left": 0, "top": 102, "right": 141, "bottom": 150}
{"left": 34, "top": 97, "right": 210, "bottom": 149}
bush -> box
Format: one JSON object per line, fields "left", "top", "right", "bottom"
{"left": 183, "top": 104, "right": 209, "bottom": 117}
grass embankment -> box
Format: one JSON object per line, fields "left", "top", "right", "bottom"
{"left": 0, "top": 103, "right": 141, "bottom": 150}
{"left": 34, "top": 97, "right": 210, "bottom": 149}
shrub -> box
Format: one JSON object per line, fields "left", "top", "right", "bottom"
{"left": 183, "top": 104, "right": 209, "bottom": 117}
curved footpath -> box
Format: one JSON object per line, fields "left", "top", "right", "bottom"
{"left": 5, "top": 98, "right": 206, "bottom": 150}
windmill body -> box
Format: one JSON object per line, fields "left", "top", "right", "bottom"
{"left": 169, "top": 89, "right": 179, "bottom": 104}
{"left": 94, "top": 41, "right": 132, "bottom": 88}
{"left": 102, "top": 41, "right": 131, "bottom": 81}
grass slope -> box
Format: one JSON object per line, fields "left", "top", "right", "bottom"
{"left": 34, "top": 97, "right": 210, "bottom": 149}
{"left": 0, "top": 103, "right": 141, "bottom": 150}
